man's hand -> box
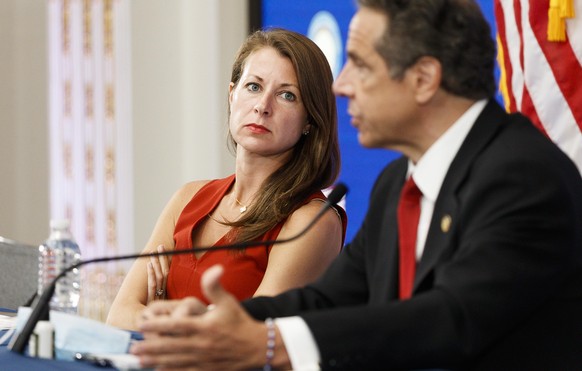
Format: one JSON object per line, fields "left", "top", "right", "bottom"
{"left": 131, "top": 265, "right": 288, "bottom": 370}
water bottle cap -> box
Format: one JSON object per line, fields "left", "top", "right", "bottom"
{"left": 50, "top": 219, "right": 71, "bottom": 231}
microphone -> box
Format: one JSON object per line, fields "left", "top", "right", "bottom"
{"left": 10, "top": 183, "right": 348, "bottom": 354}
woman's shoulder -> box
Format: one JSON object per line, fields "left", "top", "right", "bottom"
{"left": 288, "top": 196, "right": 343, "bottom": 227}
{"left": 165, "top": 179, "right": 215, "bottom": 214}
{"left": 171, "top": 175, "right": 235, "bottom": 209}
{"left": 175, "top": 180, "right": 212, "bottom": 199}
{"left": 291, "top": 192, "right": 347, "bottom": 243}
{"left": 277, "top": 197, "right": 345, "bottom": 246}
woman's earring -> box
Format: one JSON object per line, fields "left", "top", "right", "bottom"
{"left": 302, "top": 129, "right": 310, "bottom": 136}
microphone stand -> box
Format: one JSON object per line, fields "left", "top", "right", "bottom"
{"left": 9, "top": 183, "right": 347, "bottom": 354}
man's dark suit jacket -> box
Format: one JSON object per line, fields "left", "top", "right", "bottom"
{"left": 243, "top": 100, "right": 582, "bottom": 370}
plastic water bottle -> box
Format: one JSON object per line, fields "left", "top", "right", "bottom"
{"left": 38, "top": 219, "right": 81, "bottom": 313}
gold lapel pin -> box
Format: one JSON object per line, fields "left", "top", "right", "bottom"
{"left": 441, "top": 214, "right": 452, "bottom": 233}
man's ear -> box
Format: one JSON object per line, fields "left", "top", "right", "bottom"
{"left": 409, "top": 56, "right": 442, "bottom": 104}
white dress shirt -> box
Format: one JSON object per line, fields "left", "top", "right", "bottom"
{"left": 275, "top": 100, "right": 488, "bottom": 370}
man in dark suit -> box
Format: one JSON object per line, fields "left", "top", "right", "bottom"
{"left": 131, "top": 0, "right": 582, "bottom": 369}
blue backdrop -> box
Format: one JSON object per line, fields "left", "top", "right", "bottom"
{"left": 260, "top": 0, "right": 499, "bottom": 243}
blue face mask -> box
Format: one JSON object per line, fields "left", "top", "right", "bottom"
{"left": 15, "top": 307, "right": 131, "bottom": 361}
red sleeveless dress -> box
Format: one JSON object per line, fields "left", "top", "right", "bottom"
{"left": 166, "top": 174, "right": 347, "bottom": 304}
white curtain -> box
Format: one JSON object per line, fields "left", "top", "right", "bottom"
{"left": 48, "top": 0, "right": 133, "bottom": 321}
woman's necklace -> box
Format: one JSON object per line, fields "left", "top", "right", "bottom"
{"left": 208, "top": 193, "right": 248, "bottom": 223}
{"left": 234, "top": 197, "right": 248, "bottom": 214}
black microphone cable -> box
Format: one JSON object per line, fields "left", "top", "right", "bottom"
{"left": 9, "top": 183, "right": 348, "bottom": 354}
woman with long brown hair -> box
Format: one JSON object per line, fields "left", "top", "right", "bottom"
{"left": 107, "top": 29, "right": 346, "bottom": 331}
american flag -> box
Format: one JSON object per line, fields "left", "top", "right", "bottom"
{"left": 495, "top": 0, "right": 582, "bottom": 173}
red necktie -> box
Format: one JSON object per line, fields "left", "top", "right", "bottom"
{"left": 397, "top": 177, "right": 422, "bottom": 299}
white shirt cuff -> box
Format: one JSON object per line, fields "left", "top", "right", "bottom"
{"left": 274, "top": 316, "right": 321, "bottom": 371}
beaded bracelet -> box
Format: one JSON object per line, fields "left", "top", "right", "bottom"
{"left": 264, "top": 318, "right": 276, "bottom": 371}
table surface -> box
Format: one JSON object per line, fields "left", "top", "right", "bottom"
{"left": 0, "top": 308, "right": 16, "bottom": 316}
{"left": 1, "top": 327, "right": 143, "bottom": 370}
{"left": 0, "top": 347, "right": 112, "bottom": 371}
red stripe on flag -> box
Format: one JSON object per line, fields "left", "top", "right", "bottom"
{"left": 528, "top": 1, "right": 582, "bottom": 133}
